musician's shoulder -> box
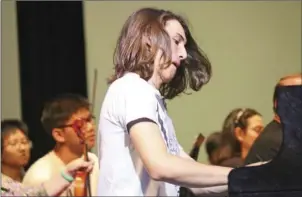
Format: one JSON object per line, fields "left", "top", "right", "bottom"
{"left": 109, "top": 72, "right": 150, "bottom": 93}
{"left": 23, "top": 151, "right": 60, "bottom": 185}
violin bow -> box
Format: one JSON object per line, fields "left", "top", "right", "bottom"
{"left": 83, "top": 141, "right": 92, "bottom": 197}
{"left": 73, "top": 121, "right": 92, "bottom": 196}
{"left": 179, "top": 133, "right": 205, "bottom": 197}
{"left": 189, "top": 133, "right": 205, "bottom": 160}
{"left": 91, "top": 69, "right": 98, "bottom": 116}
{"left": 74, "top": 69, "right": 98, "bottom": 197}
{"left": 86, "top": 68, "right": 98, "bottom": 196}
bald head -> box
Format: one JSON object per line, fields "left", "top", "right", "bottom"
{"left": 278, "top": 74, "right": 302, "bottom": 86}
{"left": 272, "top": 74, "right": 302, "bottom": 116}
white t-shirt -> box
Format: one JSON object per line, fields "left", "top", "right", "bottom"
{"left": 23, "top": 151, "right": 99, "bottom": 196}
{"left": 97, "top": 72, "right": 181, "bottom": 196}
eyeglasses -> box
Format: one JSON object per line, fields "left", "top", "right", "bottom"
{"left": 5, "top": 139, "right": 32, "bottom": 149}
{"left": 57, "top": 115, "right": 95, "bottom": 143}
{"left": 57, "top": 115, "right": 95, "bottom": 129}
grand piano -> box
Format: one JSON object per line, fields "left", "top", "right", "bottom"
{"left": 228, "top": 84, "right": 302, "bottom": 197}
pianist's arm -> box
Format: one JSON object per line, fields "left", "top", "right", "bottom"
{"left": 179, "top": 149, "right": 229, "bottom": 196}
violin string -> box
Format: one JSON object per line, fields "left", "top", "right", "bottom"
{"left": 84, "top": 68, "right": 98, "bottom": 197}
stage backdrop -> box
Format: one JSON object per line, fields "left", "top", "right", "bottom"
{"left": 2, "top": 1, "right": 301, "bottom": 163}
{"left": 2, "top": 1, "right": 22, "bottom": 120}
{"left": 2, "top": 1, "right": 88, "bottom": 166}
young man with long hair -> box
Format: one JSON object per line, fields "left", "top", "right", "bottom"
{"left": 97, "top": 8, "right": 232, "bottom": 196}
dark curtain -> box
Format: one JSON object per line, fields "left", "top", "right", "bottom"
{"left": 16, "top": 1, "right": 87, "bottom": 167}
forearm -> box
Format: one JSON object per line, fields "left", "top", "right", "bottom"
{"left": 190, "top": 185, "right": 228, "bottom": 197}
{"left": 158, "top": 155, "right": 232, "bottom": 188}
{"left": 43, "top": 173, "right": 71, "bottom": 196}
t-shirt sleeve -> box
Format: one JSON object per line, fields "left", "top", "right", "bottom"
{"left": 123, "top": 85, "right": 158, "bottom": 132}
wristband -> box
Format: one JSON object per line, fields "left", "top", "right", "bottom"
{"left": 61, "top": 170, "right": 74, "bottom": 183}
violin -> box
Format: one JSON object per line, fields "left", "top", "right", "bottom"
{"left": 73, "top": 69, "right": 98, "bottom": 197}
{"left": 73, "top": 120, "right": 92, "bottom": 197}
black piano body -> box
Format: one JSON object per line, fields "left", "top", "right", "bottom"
{"left": 228, "top": 85, "right": 302, "bottom": 197}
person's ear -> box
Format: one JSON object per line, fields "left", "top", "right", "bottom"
{"left": 52, "top": 128, "right": 65, "bottom": 143}
{"left": 234, "top": 127, "right": 245, "bottom": 143}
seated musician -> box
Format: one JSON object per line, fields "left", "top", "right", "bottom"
{"left": 245, "top": 74, "right": 302, "bottom": 165}
{"left": 205, "top": 131, "right": 223, "bottom": 165}
{"left": 22, "top": 93, "right": 99, "bottom": 196}
{"left": 1, "top": 157, "right": 94, "bottom": 196}
{"left": 1, "top": 119, "right": 31, "bottom": 182}
{"left": 216, "top": 108, "right": 264, "bottom": 167}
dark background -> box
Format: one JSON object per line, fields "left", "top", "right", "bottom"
{"left": 16, "top": 1, "right": 88, "bottom": 167}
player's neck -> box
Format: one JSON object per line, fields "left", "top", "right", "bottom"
{"left": 241, "top": 147, "right": 248, "bottom": 161}
{"left": 148, "top": 74, "right": 162, "bottom": 90}
{"left": 1, "top": 163, "right": 23, "bottom": 182}
{"left": 53, "top": 144, "right": 83, "bottom": 165}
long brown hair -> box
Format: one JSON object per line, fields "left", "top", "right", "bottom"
{"left": 108, "top": 7, "right": 212, "bottom": 99}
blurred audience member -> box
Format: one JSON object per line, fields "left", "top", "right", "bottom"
{"left": 1, "top": 119, "right": 31, "bottom": 182}
{"left": 205, "top": 131, "right": 222, "bottom": 165}
{"left": 217, "top": 108, "right": 264, "bottom": 167}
